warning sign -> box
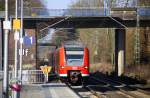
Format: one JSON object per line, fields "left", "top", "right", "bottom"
{"left": 13, "top": 19, "right": 21, "bottom": 30}
{"left": 40, "top": 66, "right": 52, "bottom": 75}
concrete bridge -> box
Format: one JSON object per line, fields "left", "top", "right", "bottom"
{"left": 0, "top": 7, "right": 150, "bottom": 28}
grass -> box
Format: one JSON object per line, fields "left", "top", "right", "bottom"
{"left": 90, "top": 63, "right": 150, "bottom": 84}
{"left": 90, "top": 63, "right": 113, "bottom": 74}
{"left": 125, "top": 64, "right": 150, "bottom": 84}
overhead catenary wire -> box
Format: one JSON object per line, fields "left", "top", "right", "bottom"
{"left": 40, "top": 16, "right": 71, "bottom": 32}
{"left": 108, "top": 16, "right": 127, "bottom": 29}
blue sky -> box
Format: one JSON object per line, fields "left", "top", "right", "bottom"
{"left": 41, "top": 0, "right": 73, "bottom": 9}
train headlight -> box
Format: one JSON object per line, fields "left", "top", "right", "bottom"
{"left": 84, "top": 66, "right": 88, "bottom": 69}
{"left": 61, "top": 66, "right": 64, "bottom": 69}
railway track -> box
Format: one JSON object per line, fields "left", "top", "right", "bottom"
{"left": 89, "top": 75, "right": 150, "bottom": 98}
{"left": 57, "top": 73, "right": 150, "bottom": 98}
{"left": 65, "top": 76, "right": 127, "bottom": 98}
{"left": 65, "top": 77, "right": 106, "bottom": 98}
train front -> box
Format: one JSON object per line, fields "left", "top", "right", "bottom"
{"left": 59, "top": 45, "right": 89, "bottom": 84}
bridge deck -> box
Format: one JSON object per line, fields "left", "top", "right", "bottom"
{"left": 0, "top": 7, "right": 150, "bottom": 19}
{"left": 0, "top": 7, "right": 150, "bottom": 28}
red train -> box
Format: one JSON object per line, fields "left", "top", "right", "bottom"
{"left": 54, "top": 44, "right": 90, "bottom": 84}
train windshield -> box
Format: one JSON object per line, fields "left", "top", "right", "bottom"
{"left": 66, "top": 51, "right": 84, "bottom": 66}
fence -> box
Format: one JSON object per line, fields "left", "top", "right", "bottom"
{"left": 0, "top": 70, "right": 46, "bottom": 84}
{"left": 21, "top": 70, "right": 44, "bottom": 84}
{"left": 0, "top": 11, "right": 4, "bottom": 18}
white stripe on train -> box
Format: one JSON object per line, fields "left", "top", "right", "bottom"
{"left": 59, "top": 74, "right": 89, "bottom": 77}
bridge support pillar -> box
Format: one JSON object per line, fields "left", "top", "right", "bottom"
{"left": 115, "top": 29, "right": 125, "bottom": 76}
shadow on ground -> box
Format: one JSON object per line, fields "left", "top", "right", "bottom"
{"left": 89, "top": 71, "right": 150, "bottom": 92}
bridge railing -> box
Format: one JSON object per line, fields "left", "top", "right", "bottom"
{"left": 25, "top": 7, "right": 150, "bottom": 18}
{"left": 137, "top": 7, "right": 150, "bottom": 16}
{"left": 23, "top": 7, "right": 109, "bottom": 17}
{"left": 0, "top": 8, "right": 149, "bottom": 18}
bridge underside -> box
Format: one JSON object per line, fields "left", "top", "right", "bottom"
{"left": 22, "top": 17, "right": 150, "bottom": 29}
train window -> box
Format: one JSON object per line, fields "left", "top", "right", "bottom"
{"left": 67, "top": 55, "right": 83, "bottom": 59}
{"left": 66, "top": 54, "right": 83, "bottom": 66}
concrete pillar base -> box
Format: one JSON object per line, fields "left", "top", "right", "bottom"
{"left": 115, "top": 29, "right": 125, "bottom": 76}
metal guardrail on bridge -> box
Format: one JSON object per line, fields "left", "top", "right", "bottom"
{"left": 138, "top": 7, "right": 150, "bottom": 16}
{"left": 0, "top": 8, "right": 109, "bottom": 18}
{"left": 0, "top": 7, "right": 150, "bottom": 19}
{"left": 23, "top": 8, "right": 109, "bottom": 17}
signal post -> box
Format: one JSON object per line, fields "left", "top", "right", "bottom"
{"left": 40, "top": 66, "right": 52, "bottom": 83}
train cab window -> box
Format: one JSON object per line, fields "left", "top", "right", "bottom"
{"left": 66, "top": 51, "right": 84, "bottom": 66}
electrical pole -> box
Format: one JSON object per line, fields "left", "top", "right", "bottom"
{"left": 134, "top": 0, "right": 140, "bottom": 65}
{"left": 3, "top": 0, "right": 9, "bottom": 97}
{"left": 14, "top": 0, "right": 19, "bottom": 97}
{"left": 19, "top": 0, "right": 23, "bottom": 84}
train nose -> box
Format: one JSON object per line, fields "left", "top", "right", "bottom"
{"left": 70, "top": 73, "right": 78, "bottom": 82}
{"left": 69, "top": 71, "right": 79, "bottom": 78}
{"left": 71, "top": 74, "right": 76, "bottom": 79}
